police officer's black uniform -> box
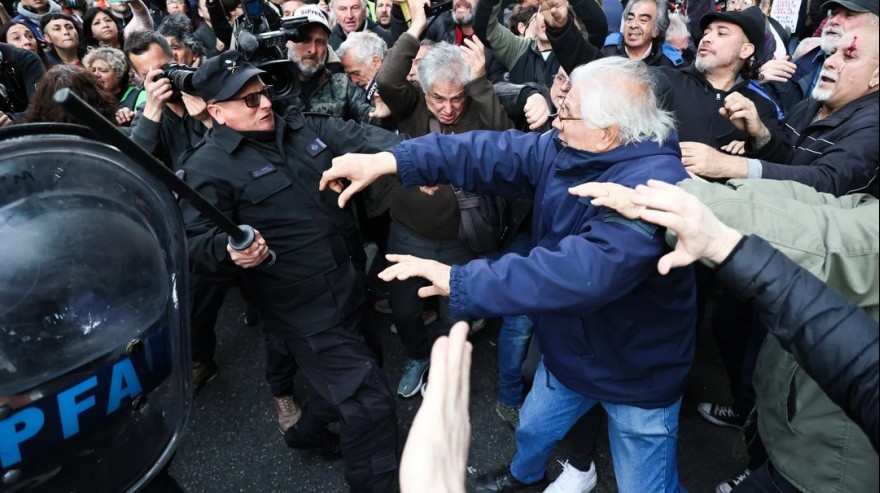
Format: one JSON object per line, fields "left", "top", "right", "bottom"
{"left": 180, "top": 51, "right": 401, "bottom": 492}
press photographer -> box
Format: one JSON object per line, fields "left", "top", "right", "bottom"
{"left": 284, "top": 5, "right": 385, "bottom": 123}
{"left": 124, "top": 29, "right": 208, "bottom": 170}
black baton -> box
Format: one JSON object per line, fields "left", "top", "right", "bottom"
{"left": 53, "top": 88, "right": 276, "bottom": 266}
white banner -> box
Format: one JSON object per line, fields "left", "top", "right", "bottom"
{"left": 770, "top": 0, "right": 805, "bottom": 33}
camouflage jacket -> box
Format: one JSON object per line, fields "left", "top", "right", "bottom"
{"left": 290, "top": 70, "right": 376, "bottom": 124}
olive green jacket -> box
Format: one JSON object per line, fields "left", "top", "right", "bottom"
{"left": 681, "top": 178, "right": 879, "bottom": 492}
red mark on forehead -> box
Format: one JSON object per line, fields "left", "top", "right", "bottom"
{"left": 846, "top": 36, "right": 858, "bottom": 57}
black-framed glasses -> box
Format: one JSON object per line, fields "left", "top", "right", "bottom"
{"left": 229, "top": 85, "right": 274, "bottom": 108}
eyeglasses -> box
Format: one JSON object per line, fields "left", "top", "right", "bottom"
{"left": 227, "top": 85, "right": 274, "bottom": 108}
{"left": 552, "top": 73, "right": 571, "bottom": 87}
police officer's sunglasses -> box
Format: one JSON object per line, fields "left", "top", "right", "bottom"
{"left": 232, "top": 85, "right": 275, "bottom": 108}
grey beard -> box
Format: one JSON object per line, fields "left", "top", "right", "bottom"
{"left": 296, "top": 59, "right": 325, "bottom": 78}
{"left": 811, "top": 85, "right": 832, "bottom": 102}
{"left": 453, "top": 12, "right": 473, "bottom": 25}
{"left": 694, "top": 56, "right": 713, "bottom": 74}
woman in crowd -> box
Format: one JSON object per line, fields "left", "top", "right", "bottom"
{"left": 23, "top": 64, "right": 117, "bottom": 124}
{"left": 82, "top": 46, "right": 146, "bottom": 126}
{"left": 39, "top": 12, "right": 84, "bottom": 67}
{"left": 157, "top": 14, "right": 205, "bottom": 67}
{"left": 81, "top": 7, "right": 125, "bottom": 50}
{"left": 0, "top": 19, "right": 50, "bottom": 66}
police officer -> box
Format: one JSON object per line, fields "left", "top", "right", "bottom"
{"left": 181, "top": 50, "right": 400, "bottom": 492}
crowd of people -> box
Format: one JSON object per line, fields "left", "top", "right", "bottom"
{"left": 0, "top": 0, "right": 876, "bottom": 491}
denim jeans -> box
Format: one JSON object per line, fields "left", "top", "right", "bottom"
{"left": 511, "top": 361, "right": 686, "bottom": 493}
{"left": 485, "top": 235, "right": 534, "bottom": 407}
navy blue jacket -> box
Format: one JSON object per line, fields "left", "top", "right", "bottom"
{"left": 392, "top": 129, "right": 696, "bottom": 408}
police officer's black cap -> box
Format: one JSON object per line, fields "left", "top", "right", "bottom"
{"left": 699, "top": 6, "right": 765, "bottom": 54}
{"left": 192, "top": 50, "right": 265, "bottom": 102}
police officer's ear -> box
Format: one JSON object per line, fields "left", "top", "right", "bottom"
{"left": 206, "top": 102, "right": 225, "bottom": 125}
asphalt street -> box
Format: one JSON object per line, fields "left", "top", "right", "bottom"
{"left": 170, "top": 288, "right": 743, "bottom": 492}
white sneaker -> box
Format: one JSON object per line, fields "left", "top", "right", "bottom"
{"left": 544, "top": 460, "right": 597, "bottom": 493}
{"left": 715, "top": 469, "right": 751, "bottom": 493}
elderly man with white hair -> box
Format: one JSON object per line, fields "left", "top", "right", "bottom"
{"left": 319, "top": 56, "right": 696, "bottom": 493}
{"left": 337, "top": 30, "right": 387, "bottom": 90}
{"left": 328, "top": 0, "right": 394, "bottom": 49}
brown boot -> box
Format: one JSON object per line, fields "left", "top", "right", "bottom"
{"left": 273, "top": 395, "right": 302, "bottom": 434}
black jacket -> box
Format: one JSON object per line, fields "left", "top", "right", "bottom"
{"left": 0, "top": 42, "right": 45, "bottom": 119}
{"left": 600, "top": 37, "right": 679, "bottom": 69}
{"left": 179, "top": 111, "right": 401, "bottom": 337}
{"left": 473, "top": 0, "right": 607, "bottom": 87}
{"left": 329, "top": 18, "right": 395, "bottom": 50}
{"left": 752, "top": 92, "right": 879, "bottom": 198}
{"left": 717, "top": 235, "right": 879, "bottom": 452}
{"left": 129, "top": 105, "right": 208, "bottom": 170}
{"left": 547, "top": 15, "right": 782, "bottom": 149}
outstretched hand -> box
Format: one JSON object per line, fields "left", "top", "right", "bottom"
{"left": 569, "top": 180, "right": 744, "bottom": 274}
{"left": 319, "top": 152, "right": 398, "bottom": 208}
{"left": 568, "top": 182, "right": 643, "bottom": 219}
{"left": 399, "top": 322, "right": 471, "bottom": 493}
{"left": 379, "top": 254, "right": 452, "bottom": 298}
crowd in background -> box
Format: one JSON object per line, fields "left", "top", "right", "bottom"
{"left": 0, "top": 0, "right": 876, "bottom": 492}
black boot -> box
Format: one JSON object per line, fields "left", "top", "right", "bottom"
{"left": 283, "top": 424, "right": 341, "bottom": 460}
{"left": 470, "top": 467, "right": 548, "bottom": 492}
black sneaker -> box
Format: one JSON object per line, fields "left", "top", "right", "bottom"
{"left": 192, "top": 360, "right": 219, "bottom": 395}
{"left": 698, "top": 403, "right": 747, "bottom": 429}
{"left": 283, "top": 425, "right": 341, "bottom": 460}
{"left": 470, "top": 467, "right": 548, "bottom": 492}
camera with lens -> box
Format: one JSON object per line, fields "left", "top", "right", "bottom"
{"left": 237, "top": 15, "right": 310, "bottom": 55}
{"left": 158, "top": 62, "right": 198, "bottom": 102}
{"left": 425, "top": 0, "right": 454, "bottom": 17}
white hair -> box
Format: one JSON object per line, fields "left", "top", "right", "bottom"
{"left": 570, "top": 57, "right": 675, "bottom": 146}
{"left": 418, "top": 42, "right": 470, "bottom": 93}
{"left": 331, "top": 0, "right": 367, "bottom": 11}
{"left": 337, "top": 31, "right": 387, "bottom": 63}
{"left": 666, "top": 12, "right": 690, "bottom": 42}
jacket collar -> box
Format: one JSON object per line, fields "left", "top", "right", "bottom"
{"left": 808, "top": 92, "right": 879, "bottom": 128}
{"left": 551, "top": 130, "right": 682, "bottom": 175}
{"left": 681, "top": 65, "right": 749, "bottom": 93}
{"left": 212, "top": 114, "right": 286, "bottom": 154}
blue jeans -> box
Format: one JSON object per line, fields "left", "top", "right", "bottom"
{"left": 511, "top": 362, "right": 686, "bottom": 493}
{"left": 485, "top": 235, "right": 534, "bottom": 407}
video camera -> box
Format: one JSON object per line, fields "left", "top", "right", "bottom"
{"left": 237, "top": 15, "right": 310, "bottom": 54}
{"left": 425, "top": 0, "right": 454, "bottom": 17}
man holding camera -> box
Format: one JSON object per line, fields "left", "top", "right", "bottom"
{"left": 180, "top": 49, "right": 401, "bottom": 493}
{"left": 125, "top": 29, "right": 209, "bottom": 170}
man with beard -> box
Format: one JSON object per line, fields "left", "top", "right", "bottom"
{"left": 544, "top": 1, "right": 781, "bottom": 152}
{"left": 375, "top": 0, "right": 393, "bottom": 29}
{"left": 329, "top": 0, "right": 394, "bottom": 50}
{"left": 287, "top": 5, "right": 382, "bottom": 122}
{"left": 760, "top": 0, "right": 879, "bottom": 114}
{"left": 685, "top": 25, "right": 879, "bottom": 197}
{"left": 601, "top": 0, "right": 683, "bottom": 68}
